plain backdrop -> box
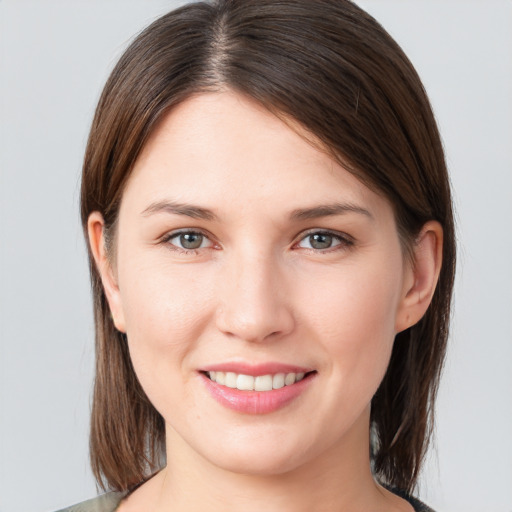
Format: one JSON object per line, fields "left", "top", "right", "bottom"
{"left": 0, "top": 1, "right": 511, "bottom": 511}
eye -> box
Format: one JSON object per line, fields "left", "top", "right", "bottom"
{"left": 165, "top": 230, "right": 214, "bottom": 252}
{"left": 296, "top": 231, "right": 352, "bottom": 251}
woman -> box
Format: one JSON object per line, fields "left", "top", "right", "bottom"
{"left": 59, "top": 0, "right": 455, "bottom": 510}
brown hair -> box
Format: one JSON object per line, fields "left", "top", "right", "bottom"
{"left": 81, "top": 0, "right": 455, "bottom": 495}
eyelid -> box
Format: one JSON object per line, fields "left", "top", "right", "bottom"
{"left": 159, "top": 227, "right": 354, "bottom": 253}
{"left": 161, "top": 228, "right": 217, "bottom": 252}
{"left": 294, "top": 229, "right": 355, "bottom": 251}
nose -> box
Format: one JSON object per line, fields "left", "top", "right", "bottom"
{"left": 215, "top": 250, "right": 295, "bottom": 343}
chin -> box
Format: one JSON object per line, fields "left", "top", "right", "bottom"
{"left": 188, "top": 422, "right": 314, "bottom": 476}
{"left": 209, "top": 445, "right": 307, "bottom": 477}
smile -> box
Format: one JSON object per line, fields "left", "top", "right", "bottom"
{"left": 207, "top": 371, "right": 306, "bottom": 391}
{"left": 200, "top": 367, "right": 316, "bottom": 414}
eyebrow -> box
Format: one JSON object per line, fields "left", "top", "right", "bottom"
{"left": 141, "top": 200, "right": 373, "bottom": 222}
{"left": 289, "top": 203, "right": 374, "bottom": 221}
{"left": 141, "top": 200, "right": 218, "bottom": 221}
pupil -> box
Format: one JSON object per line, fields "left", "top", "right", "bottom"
{"left": 310, "top": 233, "right": 332, "bottom": 249}
{"left": 180, "top": 233, "right": 202, "bottom": 249}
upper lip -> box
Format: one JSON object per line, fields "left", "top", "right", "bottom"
{"left": 199, "top": 362, "right": 314, "bottom": 376}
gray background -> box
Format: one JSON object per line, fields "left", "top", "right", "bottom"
{"left": 0, "top": 1, "right": 511, "bottom": 511}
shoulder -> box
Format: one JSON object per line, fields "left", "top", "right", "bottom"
{"left": 406, "top": 495, "right": 436, "bottom": 512}
{"left": 390, "top": 487, "right": 436, "bottom": 512}
{"left": 53, "top": 492, "right": 125, "bottom": 512}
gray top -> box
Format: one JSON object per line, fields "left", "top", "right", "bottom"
{"left": 54, "top": 489, "right": 435, "bottom": 512}
{"left": 54, "top": 492, "right": 126, "bottom": 512}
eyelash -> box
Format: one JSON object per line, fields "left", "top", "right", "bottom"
{"left": 161, "top": 229, "right": 354, "bottom": 255}
{"left": 295, "top": 229, "right": 354, "bottom": 253}
{"left": 161, "top": 229, "right": 216, "bottom": 255}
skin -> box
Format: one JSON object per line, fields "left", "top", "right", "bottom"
{"left": 89, "top": 91, "right": 443, "bottom": 512}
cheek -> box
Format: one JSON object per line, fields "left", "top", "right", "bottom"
{"left": 304, "top": 258, "right": 401, "bottom": 336}
{"left": 116, "top": 255, "right": 216, "bottom": 405}
{"left": 120, "top": 246, "right": 216, "bottom": 328}
{"left": 299, "top": 258, "right": 403, "bottom": 396}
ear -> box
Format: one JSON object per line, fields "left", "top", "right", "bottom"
{"left": 87, "top": 212, "right": 126, "bottom": 333}
{"left": 395, "top": 221, "right": 443, "bottom": 333}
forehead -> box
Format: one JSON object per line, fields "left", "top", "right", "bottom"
{"left": 122, "top": 91, "right": 390, "bottom": 221}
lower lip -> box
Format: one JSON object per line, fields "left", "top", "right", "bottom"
{"left": 200, "top": 373, "right": 316, "bottom": 414}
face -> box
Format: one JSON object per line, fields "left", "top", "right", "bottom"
{"left": 95, "top": 91, "right": 419, "bottom": 476}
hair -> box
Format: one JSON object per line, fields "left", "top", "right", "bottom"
{"left": 81, "top": 0, "right": 455, "bottom": 495}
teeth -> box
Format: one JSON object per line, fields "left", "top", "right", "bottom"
{"left": 284, "top": 373, "right": 295, "bottom": 386}
{"left": 207, "top": 371, "right": 307, "bottom": 391}
{"left": 237, "top": 374, "right": 255, "bottom": 391}
{"left": 272, "top": 373, "right": 285, "bottom": 389}
{"left": 255, "top": 374, "right": 273, "bottom": 391}
{"left": 225, "top": 372, "right": 237, "bottom": 388}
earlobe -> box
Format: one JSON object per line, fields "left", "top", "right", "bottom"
{"left": 87, "top": 212, "right": 126, "bottom": 333}
{"left": 395, "top": 221, "right": 443, "bottom": 333}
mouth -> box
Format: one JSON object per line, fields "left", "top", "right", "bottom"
{"left": 202, "top": 370, "right": 314, "bottom": 391}
{"left": 199, "top": 367, "right": 317, "bottom": 414}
